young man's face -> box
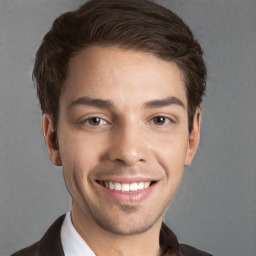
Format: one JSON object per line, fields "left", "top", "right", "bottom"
{"left": 44, "top": 46, "right": 200, "bottom": 235}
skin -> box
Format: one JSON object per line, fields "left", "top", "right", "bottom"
{"left": 43, "top": 46, "right": 201, "bottom": 256}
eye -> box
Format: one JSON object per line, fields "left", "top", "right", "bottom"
{"left": 85, "top": 117, "right": 108, "bottom": 126}
{"left": 151, "top": 116, "right": 172, "bottom": 126}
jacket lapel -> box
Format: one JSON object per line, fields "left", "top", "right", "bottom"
{"left": 33, "top": 215, "right": 65, "bottom": 256}
{"left": 160, "top": 222, "right": 182, "bottom": 256}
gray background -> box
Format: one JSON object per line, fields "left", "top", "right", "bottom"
{"left": 0, "top": 0, "right": 255, "bottom": 255}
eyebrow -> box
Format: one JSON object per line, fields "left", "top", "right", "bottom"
{"left": 69, "top": 96, "right": 185, "bottom": 110}
{"left": 144, "top": 96, "right": 185, "bottom": 109}
{"left": 69, "top": 96, "right": 114, "bottom": 109}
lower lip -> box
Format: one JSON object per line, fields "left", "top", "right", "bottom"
{"left": 97, "top": 183, "right": 156, "bottom": 203}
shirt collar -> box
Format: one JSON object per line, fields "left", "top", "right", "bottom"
{"left": 60, "top": 212, "right": 96, "bottom": 256}
{"left": 61, "top": 212, "right": 182, "bottom": 256}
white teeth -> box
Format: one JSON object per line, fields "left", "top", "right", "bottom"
{"left": 114, "top": 182, "right": 122, "bottom": 191}
{"left": 122, "top": 183, "right": 130, "bottom": 192}
{"left": 100, "top": 181, "right": 152, "bottom": 191}
{"left": 109, "top": 181, "right": 115, "bottom": 190}
{"left": 144, "top": 181, "right": 150, "bottom": 188}
{"left": 138, "top": 182, "right": 144, "bottom": 190}
{"left": 130, "top": 183, "right": 138, "bottom": 191}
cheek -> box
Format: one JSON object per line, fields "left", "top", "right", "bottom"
{"left": 151, "top": 135, "right": 188, "bottom": 178}
{"left": 59, "top": 138, "right": 93, "bottom": 199}
{"left": 58, "top": 132, "right": 108, "bottom": 176}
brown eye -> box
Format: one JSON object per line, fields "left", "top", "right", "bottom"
{"left": 87, "top": 117, "right": 107, "bottom": 126}
{"left": 152, "top": 116, "right": 169, "bottom": 125}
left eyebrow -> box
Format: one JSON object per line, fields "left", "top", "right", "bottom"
{"left": 144, "top": 96, "right": 185, "bottom": 109}
{"left": 69, "top": 96, "right": 114, "bottom": 109}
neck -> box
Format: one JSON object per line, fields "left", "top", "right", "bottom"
{"left": 71, "top": 204, "right": 163, "bottom": 256}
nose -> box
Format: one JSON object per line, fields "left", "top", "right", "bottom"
{"left": 107, "top": 124, "right": 148, "bottom": 166}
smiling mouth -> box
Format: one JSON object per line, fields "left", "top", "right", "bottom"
{"left": 97, "top": 181, "right": 156, "bottom": 192}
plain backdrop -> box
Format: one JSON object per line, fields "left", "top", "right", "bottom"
{"left": 0, "top": 1, "right": 255, "bottom": 255}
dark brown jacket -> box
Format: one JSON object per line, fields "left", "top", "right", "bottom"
{"left": 11, "top": 215, "right": 213, "bottom": 256}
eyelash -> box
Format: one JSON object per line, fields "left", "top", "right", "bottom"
{"left": 82, "top": 116, "right": 109, "bottom": 126}
{"left": 80, "top": 115, "right": 174, "bottom": 127}
{"left": 148, "top": 115, "right": 175, "bottom": 126}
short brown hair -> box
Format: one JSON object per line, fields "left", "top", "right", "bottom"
{"left": 33, "top": 0, "right": 206, "bottom": 132}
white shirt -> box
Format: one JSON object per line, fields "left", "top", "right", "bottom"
{"left": 60, "top": 212, "right": 96, "bottom": 256}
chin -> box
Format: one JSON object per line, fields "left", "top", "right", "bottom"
{"left": 93, "top": 207, "right": 163, "bottom": 236}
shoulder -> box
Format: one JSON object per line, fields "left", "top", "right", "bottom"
{"left": 180, "top": 243, "right": 213, "bottom": 256}
{"left": 10, "top": 215, "right": 65, "bottom": 256}
{"left": 160, "top": 222, "right": 213, "bottom": 256}
{"left": 10, "top": 242, "right": 40, "bottom": 256}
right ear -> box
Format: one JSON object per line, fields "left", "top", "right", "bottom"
{"left": 42, "top": 114, "right": 62, "bottom": 166}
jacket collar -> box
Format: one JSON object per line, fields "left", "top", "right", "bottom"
{"left": 160, "top": 222, "right": 183, "bottom": 256}
{"left": 38, "top": 215, "right": 182, "bottom": 256}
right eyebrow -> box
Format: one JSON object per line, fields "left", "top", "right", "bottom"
{"left": 69, "top": 96, "right": 114, "bottom": 109}
{"left": 144, "top": 96, "right": 185, "bottom": 109}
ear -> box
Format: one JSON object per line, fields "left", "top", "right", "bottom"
{"left": 185, "top": 107, "right": 201, "bottom": 166}
{"left": 42, "top": 114, "right": 62, "bottom": 166}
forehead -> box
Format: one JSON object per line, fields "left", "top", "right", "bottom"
{"left": 62, "top": 46, "right": 187, "bottom": 109}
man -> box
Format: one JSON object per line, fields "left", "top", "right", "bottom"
{"left": 12, "top": 0, "right": 212, "bottom": 255}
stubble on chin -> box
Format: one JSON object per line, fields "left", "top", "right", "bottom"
{"left": 92, "top": 203, "right": 164, "bottom": 236}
